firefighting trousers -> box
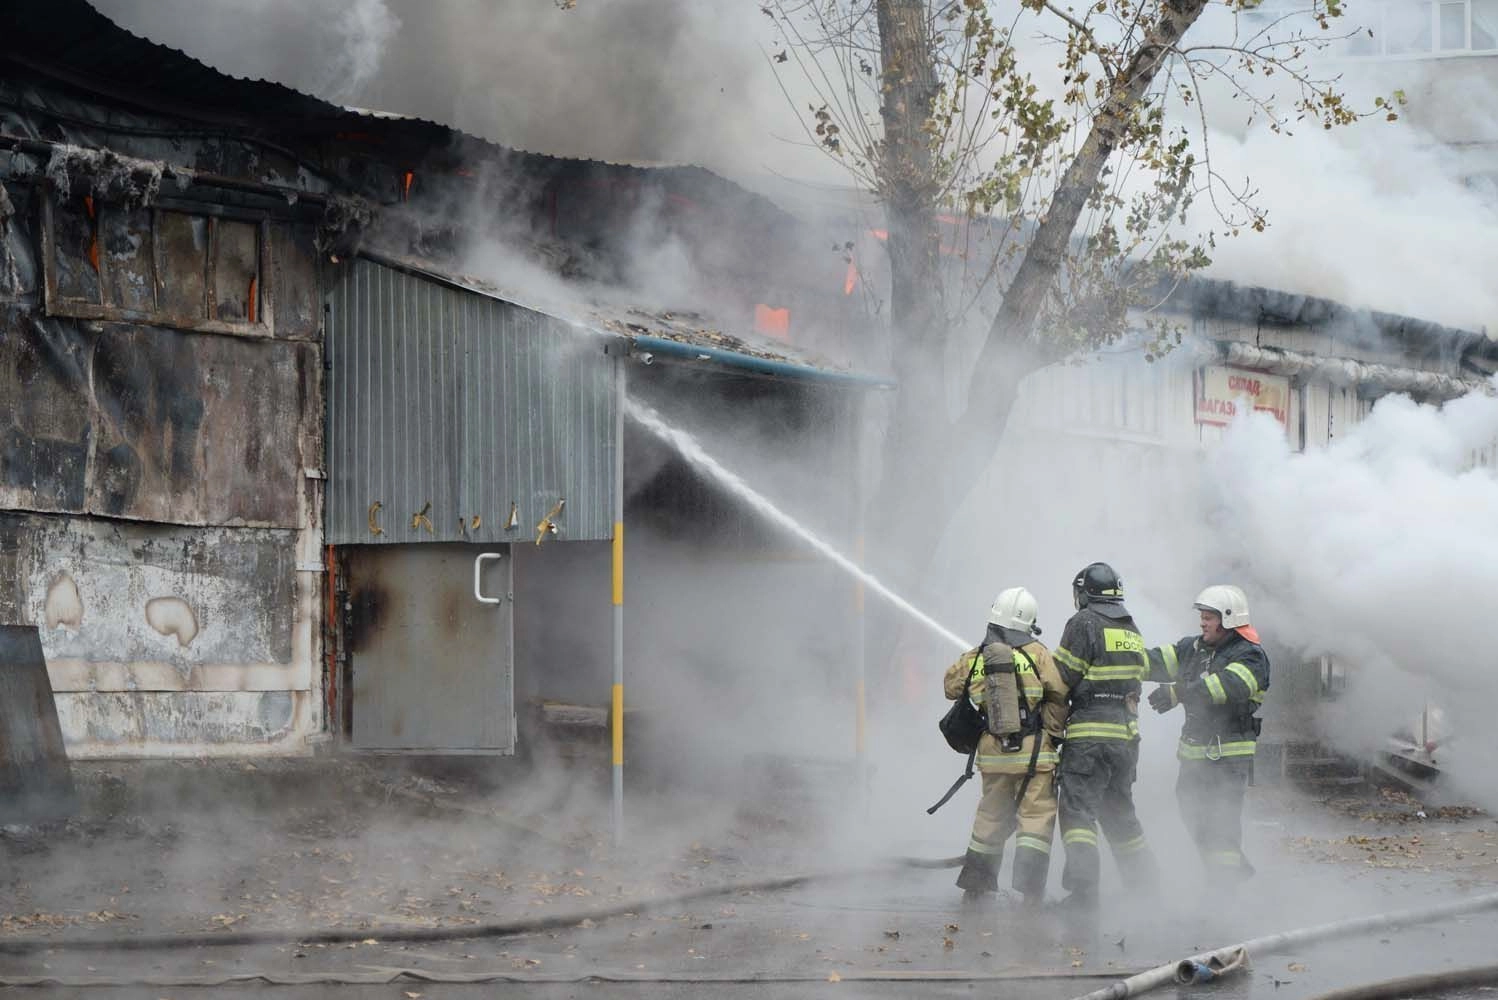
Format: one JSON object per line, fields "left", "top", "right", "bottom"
{"left": 956, "top": 770, "right": 1058, "bottom": 896}
{"left": 1057, "top": 739, "right": 1157, "bottom": 896}
{"left": 1176, "top": 756, "right": 1255, "bottom": 879}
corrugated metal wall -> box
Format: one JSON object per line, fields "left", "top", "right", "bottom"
{"left": 326, "top": 258, "right": 618, "bottom": 544}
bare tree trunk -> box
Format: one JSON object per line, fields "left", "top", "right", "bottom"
{"left": 860, "top": 0, "right": 1210, "bottom": 678}
{"left": 855, "top": 0, "right": 954, "bottom": 687}
{"left": 866, "top": 0, "right": 946, "bottom": 579}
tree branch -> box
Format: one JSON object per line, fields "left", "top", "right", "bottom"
{"left": 1038, "top": 0, "right": 1122, "bottom": 77}
{"left": 955, "top": 0, "right": 1211, "bottom": 449}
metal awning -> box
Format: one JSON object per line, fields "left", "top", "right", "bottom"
{"left": 360, "top": 252, "right": 894, "bottom": 389}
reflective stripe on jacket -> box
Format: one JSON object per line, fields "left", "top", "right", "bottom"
{"left": 1053, "top": 603, "right": 1147, "bottom": 742}
{"left": 1147, "top": 631, "right": 1271, "bottom": 760}
{"left": 942, "top": 640, "right": 1070, "bottom": 774}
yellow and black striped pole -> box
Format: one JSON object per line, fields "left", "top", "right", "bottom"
{"left": 611, "top": 356, "right": 626, "bottom": 846}
{"left": 852, "top": 393, "right": 869, "bottom": 810}
{"left": 855, "top": 534, "right": 867, "bottom": 782}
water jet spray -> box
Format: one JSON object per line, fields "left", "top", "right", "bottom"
{"left": 624, "top": 397, "right": 968, "bottom": 652}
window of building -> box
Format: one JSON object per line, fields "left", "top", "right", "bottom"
{"left": 1343, "top": 0, "right": 1498, "bottom": 55}
{"left": 42, "top": 194, "right": 272, "bottom": 336}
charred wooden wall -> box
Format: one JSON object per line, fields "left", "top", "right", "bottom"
{"left": 0, "top": 86, "right": 328, "bottom": 755}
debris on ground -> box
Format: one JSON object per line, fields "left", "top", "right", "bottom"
{"left": 1284, "top": 826, "right": 1498, "bottom": 880}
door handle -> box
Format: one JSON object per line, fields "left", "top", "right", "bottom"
{"left": 474, "top": 552, "right": 504, "bottom": 605}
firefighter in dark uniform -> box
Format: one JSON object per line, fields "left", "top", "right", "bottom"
{"left": 1052, "top": 562, "right": 1158, "bottom": 918}
{"left": 1145, "top": 585, "right": 1270, "bottom": 880}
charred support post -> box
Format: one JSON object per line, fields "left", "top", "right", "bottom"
{"left": 0, "top": 626, "right": 76, "bottom": 823}
{"left": 611, "top": 356, "right": 626, "bottom": 846}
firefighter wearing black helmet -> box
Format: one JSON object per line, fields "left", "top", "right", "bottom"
{"left": 1052, "top": 562, "right": 1158, "bottom": 923}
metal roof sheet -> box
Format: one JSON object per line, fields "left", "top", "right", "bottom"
{"left": 361, "top": 252, "right": 893, "bottom": 387}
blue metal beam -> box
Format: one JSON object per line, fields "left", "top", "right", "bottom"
{"left": 628, "top": 334, "right": 894, "bottom": 388}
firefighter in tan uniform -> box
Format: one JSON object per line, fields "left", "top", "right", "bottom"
{"left": 943, "top": 587, "right": 1069, "bottom": 906}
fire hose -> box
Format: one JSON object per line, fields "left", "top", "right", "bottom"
{"left": 0, "top": 856, "right": 961, "bottom": 956}
{"left": 1066, "top": 889, "right": 1498, "bottom": 1000}
{"left": 1301, "top": 964, "right": 1498, "bottom": 1000}
{"left": 0, "top": 866, "right": 1495, "bottom": 993}
{"left": 0, "top": 968, "right": 1145, "bottom": 989}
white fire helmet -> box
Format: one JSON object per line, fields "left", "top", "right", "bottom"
{"left": 1194, "top": 585, "right": 1250, "bottom": 629}
{"left": 988, "top": 587, "right": 1041, "bottom": 635}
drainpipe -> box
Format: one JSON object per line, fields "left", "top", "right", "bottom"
{"left": 1203, "top": 341, "right": 1491, "bottom": 400}
{"left": 0, "top": 133, "right": 333, "bottom": 205}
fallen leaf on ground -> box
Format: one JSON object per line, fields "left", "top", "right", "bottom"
{"left": 1288, "top": 962, "right": 1307, "bottom": 972}
{"left": 0, "top": 913, "right": 73, "bottom": 932}
{"left": 828, "top": 971, "right": 842, "bottom": 982}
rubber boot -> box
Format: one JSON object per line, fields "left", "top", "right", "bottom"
{"left": 955, "top": 848, "right": 999, "bottom": 900}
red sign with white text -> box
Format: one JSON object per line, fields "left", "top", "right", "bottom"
{"left": 1195, "top": 366, "right": 1290, "bottom": 430}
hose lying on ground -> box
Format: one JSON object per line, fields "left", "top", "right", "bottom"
{"left": 1174, "top": 946, "right": 1248, "bottom": 985}
{"left": 1068, "top": 890, "right": 1498, "bottom": 1000}
{"left": 0, "top": 855, "right": 963, "bottom": 956}
{"left": 0, "top": 967, "right": 1149, "bottom": 989}
{"left": 1301, "top": 963, "right": 1498, "bottom": 1000}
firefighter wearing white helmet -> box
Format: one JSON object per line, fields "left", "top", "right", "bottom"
{"left": 941, "top": 587, "right": 1069, "bottom": 906}
{"left": 1143, "top": 584, "right": 1271, "bottom": 881}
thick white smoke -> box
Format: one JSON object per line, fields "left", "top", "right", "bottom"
{"left": 325, "top": 0, "right": 400, "bottom": 102}
{"left": 1203, "top": 385, "right": 1498, "bottom": 806}
{"left": 1195, "top": 122, "right": 1498, "bottom": 334}
{"left": 87, "top": 0, "right": 826, "bottom": 183}
{"left": 89, "top": 0, "right": 399, "bottom": 105}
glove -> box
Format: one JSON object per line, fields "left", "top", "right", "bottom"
{"left": 1147, "top": 685, "right": 1178, "bottom": 714}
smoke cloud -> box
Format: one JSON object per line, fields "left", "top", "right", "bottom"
{"left": 1202, "top": 387, "right": 1498, "bottom": 806}
{"left": 67, "top": 0, "right": 1498, "bottom": 934}
{"left": 86, "top": 0, "right": 828, "bottom": 182}
{"left": 1190, "top": 90, "right": 1498, "bottom": 333}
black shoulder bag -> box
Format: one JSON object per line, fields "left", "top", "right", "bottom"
{"left": 928, "top": 651, "right": 985, "bottom": 815}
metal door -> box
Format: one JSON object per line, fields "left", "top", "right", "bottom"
{"left": 346, "top": 544, "right": 515, "bottom": 753}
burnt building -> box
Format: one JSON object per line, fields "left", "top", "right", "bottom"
{"left": 0, "top": 0, "right": 879, "bottom": 764}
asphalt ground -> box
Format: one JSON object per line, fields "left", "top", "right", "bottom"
{"left": 2, "top": 760, "right": 1495, "bottom": 999}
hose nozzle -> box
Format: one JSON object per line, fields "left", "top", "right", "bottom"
{"left": 1175, "top": 947, "right": 1250, "bottom": 985}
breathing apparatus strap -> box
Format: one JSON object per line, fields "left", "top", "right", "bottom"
{"left": 927, "top": 745, "right": 977, "bottom": 815}
{"left": 1012, "top": 647, "right": 1048, "bottom": 806}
